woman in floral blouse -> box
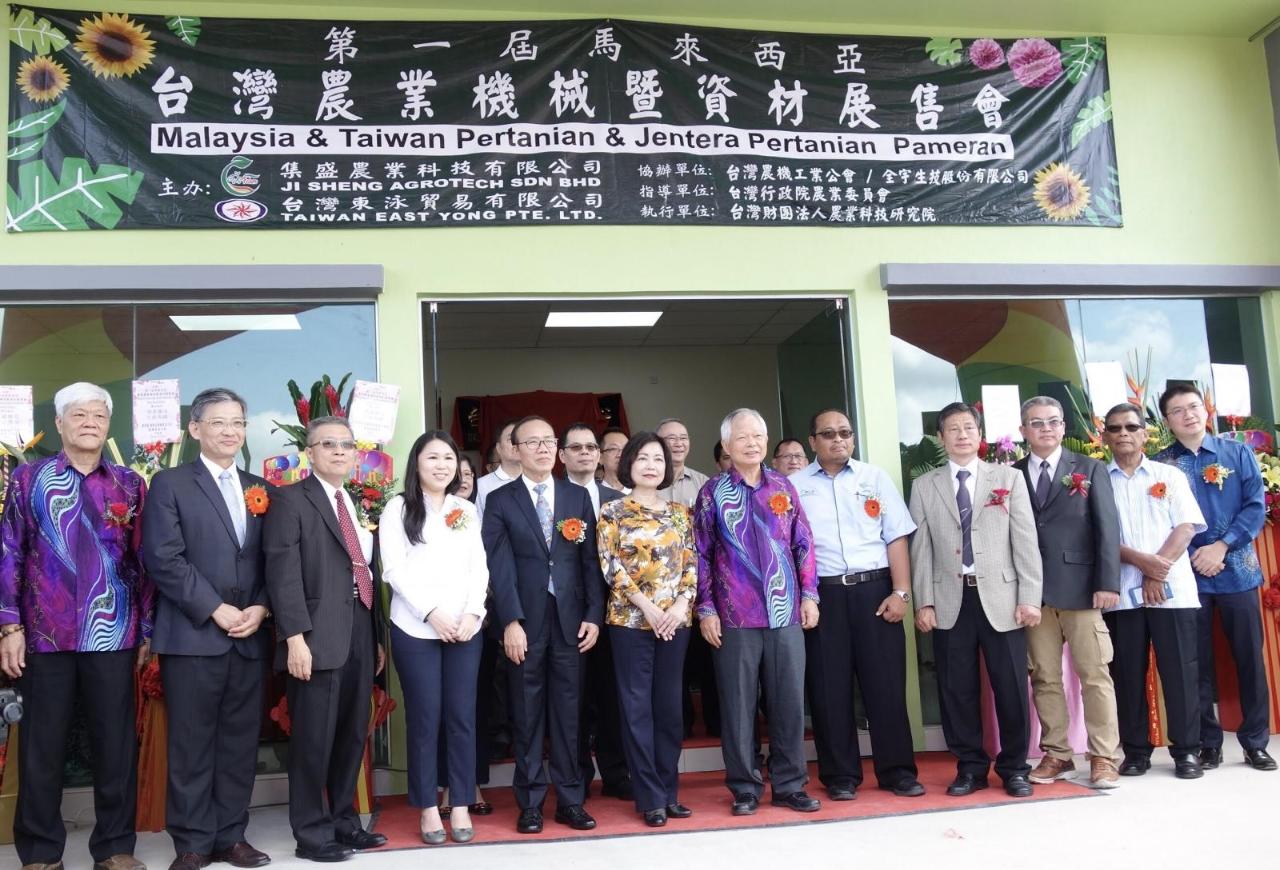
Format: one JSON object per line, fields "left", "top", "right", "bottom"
{"left": 596, "top": 432, "right": 698, "bottom": 827}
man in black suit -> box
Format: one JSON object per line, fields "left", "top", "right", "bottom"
{"left": 1013, "top": 396, "right": 1123, "bottom": 788}
{"left": 559, "top": 423, "right": 631, "bottom": 801}
{"left": 264, "top": 417, "right": 386, "bottom": 863}
{"left": 143, "top": 389, "right": 273, "bottom": 870}
{"left": 483, "top": 415, "right": 605, "bottom": 834}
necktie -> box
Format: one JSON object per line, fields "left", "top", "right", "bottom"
{"left": 219, "top": 469, "right": 246, "bottom": 546}
{"left": 1035, "top": 459, "right": 1052, "bottom": 508}
{"left": 534, "top": 483, "right": 555, "bottom": 595}
{"left": 334, "top": 490, "right": 373, "bottom": 609}
{"left": 956, "top": 469, "right": 974, "bottom": 566}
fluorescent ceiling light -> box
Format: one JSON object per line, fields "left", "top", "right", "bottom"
{"left": 170, "top": 314, "right": 302, "bottom": 331}
{"left": 545, "top": 311, "right": 662, "bottom": 328}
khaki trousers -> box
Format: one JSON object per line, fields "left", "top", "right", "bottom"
{"left": 1026, "top": 606, "right": 1120, "bottom": 763}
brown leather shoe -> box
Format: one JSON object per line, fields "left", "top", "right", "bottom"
{"left": 1090, "top": 757, "right": 1121, "bottom": 789}
{"left": 21, "top": 863, "right": 65, "bottom": 870}
{"left": 168, "top": 854, "right": 210, "bottom": 870}
{"left": 94, "top": 856, "right": 147, "bottom": 870}
{"left": 211, "top": 842, "right": 270, "bottom": 868}
{"left": 1028, "top": 755, "right": 1076, "bottom": 784}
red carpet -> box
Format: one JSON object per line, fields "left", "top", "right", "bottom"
{"left": 368, "top": 753, "right": 1099, "bottom": 849}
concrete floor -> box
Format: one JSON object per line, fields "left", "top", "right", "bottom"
{"left": 6, "top": 735, "right": 1276, "bottom": 870}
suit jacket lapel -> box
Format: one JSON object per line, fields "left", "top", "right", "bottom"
{"left": 513, "top": 479, "right": 551, "bottom": 555}
{"left": 932, "top": 467, "right": 961, "bottom": 525}
{"left": 302, "top": 474, "right": 347, "bottom": 551}
{"left": 1042, "top": 452, "right": 1074, "bottom": 510}
{"left": 974, "top": 461, "right": 992, "bottom": 515}
{"left": 1016, "top": 459, "right": 1041, "bottom": 516}
{"left": 192, "top": 460, "right": 243, "bottom": 550}
{"left": 238, "top": 470, "right": 262, "bottom": 548}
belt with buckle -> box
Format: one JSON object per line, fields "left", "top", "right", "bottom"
{"left": 819, "top": 568, "right": 891, "bottom": 586}
{"left": 962, "top": 573, "right": 979, "bottom": 587}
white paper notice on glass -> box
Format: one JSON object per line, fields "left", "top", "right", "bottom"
{"left": 132, "top": 379, "right": 182, "bottom": 444}
{"left": 1211, "top": 364, "right": 1251, "bottom": 417}
{"left": 348, "top": 380, "right": 401, "bottom": 445}
{"left": 981, "top": 385, "right": 1022, "bottom": 443}
{"left": 0, "top": 385, "right": 34, "bottom": 446}
{"left": 1084, "top": 362, "right": 1129, "bottom": 419}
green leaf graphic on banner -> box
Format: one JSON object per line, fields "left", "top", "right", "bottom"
{"left": 1084, "top": 166, "right": 1122, "bottom": 226}
{"left": 166, "top": 16, "right": 202, "bottom": 46}
{"left": 7, "top": 103, "right": 66, "bottom": 139}
{"left": 8, "top": 8, "right": 70, "bottom": 55}
{"left": 1070, "top": 91, "right": 1112, "bottom": 148}
{"left": 6, "top": 158, "right": 144, "bottom": 232}
{"left": 1061, "top": 37, "right": 1105, "bottom": 84}
{"left": 7, "top": 134, "right": 48, "bottom": 161}
{"left": 925, "top": 37, "right": 963, "bottom": 66}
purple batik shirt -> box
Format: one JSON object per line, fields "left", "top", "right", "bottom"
{"left": 693, "top": 467, "right": 818, "bottom": 629}
{"left": 0, "top": 452, "right": 153, "bottom": 653}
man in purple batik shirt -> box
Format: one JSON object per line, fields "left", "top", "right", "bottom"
{"left": 0, "top": 382, "right": 153, "bottom": 870}
{"left": 693, "top": 408, "right": 820, "bottom": 817}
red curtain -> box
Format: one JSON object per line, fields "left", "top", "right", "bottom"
{"left": 451, "top": 390, "right": 629, "bottom": 456}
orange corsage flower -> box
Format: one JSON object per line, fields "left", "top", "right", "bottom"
{"left": 769, "top": 491, "right": 792, "bottom": 516}
{"left": 557, "top": 517, "right": 586, "bottom": 543}
{"left": 864, "top": 497, "right": 882, "bottom": 518}
{"left": 1149, "top": 482, "right": 1167, "bottom": 500}
{"left": 244, "top": 485, "right": 270, "bottom": 516}
{"left": 1202, "top": 463, "right": 1233, "bottom": 491}
{"left": 445, "top": 507, "right": 468, "bottom": 530}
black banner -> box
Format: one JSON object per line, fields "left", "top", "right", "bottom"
{"left": 6, "top": 7, "right": 1121, "bottom": 231}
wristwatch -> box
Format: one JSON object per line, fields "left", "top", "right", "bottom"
{"left": 893, "top": 589, "right": 911, "bottom": 603}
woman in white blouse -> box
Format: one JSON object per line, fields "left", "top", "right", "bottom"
{"left": 381, "top": 430, "right": 488, "bottom": 844}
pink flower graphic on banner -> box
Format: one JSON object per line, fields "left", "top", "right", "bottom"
{"left": 1007, "top": 38, "right": 1062, "bottom": 88}
{"left": 968, "top": 38, "right": 1005, "bottom": 70}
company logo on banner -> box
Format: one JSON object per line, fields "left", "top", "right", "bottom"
{"left": 5, "top": 8, "right": 1120, "bottom": 231}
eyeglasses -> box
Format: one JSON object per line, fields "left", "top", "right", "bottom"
{"left": 1104, "top": 423, "right": 1144, "bottom": 433}
{"left": 600, "top": 446, "right": 622, "bottom": 455}
{"left": 814, "top": 428, "right": 854, "bottom": 441}
{"left": 563, "top": 443, "right": 599, "bottom": 454}
{"left": 518, "top": 437, "right": 558, "bottom": 450}
{"left": 309, "top": 439, "right": 356, "bottom": 451}
{"left": 202, "top": 419, "right": 247, "bottom": 432}
{"left": 1025, "top": 418, "right": 1063, "bottom": 430}
{"left": 1165, "top": 402, "right": 1204, "bottom": 419}
{"left": 776, "top": 453, "right": 807, "bottom": 462}
{"left": 661, "top": 434, "right": 690, "bottom": 444}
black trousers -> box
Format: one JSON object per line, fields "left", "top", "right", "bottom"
{"left": 1197, "top": 588, "right": 1272, "bottom": 752}
{"left": 932, "top": 585, "right": 1031, "bottom": 781}
{"left": 15, "top": 649, "right": 138, "bottom": 864}
{"left": 286, "top": 603, "right": 374, "bottom": 851}
{"left": 507, "top": 593, "right": 584, "bottom": 810}
{"left": 1104, "top": 607, "right": 1200, "bottom": 758}
{"left": 805, "top": 577, "right": 918, "bottom": 790}
{"left": 438, "top": 634, "right": 497, "bottom": 792}
{"left": 682, "top": 629, "right": 720, "bottom": 736}
{"left": 161, "top": 649, "right": 266, "bottom": 855}
{"left": 610, "top": 626, "right": 690, "bottom": 812}
{"left": 578, "top": 621, "right": 630, "bottom": 790}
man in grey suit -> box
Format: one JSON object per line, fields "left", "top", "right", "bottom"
{"left": 1013, "top": 396, "right": 1123, "bottom": 789}
{"left": 910, "top": 402, "right": 1043, "bottom": 798}
{"left": 142, "top": 388, "right": 273, "bottom": 870}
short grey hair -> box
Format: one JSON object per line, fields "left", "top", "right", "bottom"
{"left": 720, "top": 408, "right": 768, "bottom": 443}
{"left": 190, "top": 387, "right": 247, "bottom": 422}
{"left": 54, "top": 382, "right": 112, "bottom": 416}
{"left": 306, "top": 415, "right": 353, "bottom": 443}
{"left": 1020, "top": 395, "right": 1064, "bottom": 423}
{"left": 655, "top": 417, "right": 687, "bottom": 433}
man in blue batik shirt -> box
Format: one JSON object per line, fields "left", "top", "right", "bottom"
{"left": 1155, "top": 384, "right": 1275, "bottom": 772}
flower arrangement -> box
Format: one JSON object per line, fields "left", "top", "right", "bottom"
{"left": 556, "top": 517, "right": 586, "bottom": 543}
{"left": 103, "top": 500, "right": 136, "bottom": 528}
{"left": 768, "top": 491, "right": 793, "bottom": 516}
{"left": 985, "top": 488, "right": 1010, "bottom": 512}
{"left": 445, "top": 507, "right": 468, "bottom": 531}
{"left": 979, "top": 434, "right": 1023, "bottom": 466}
{"left": 272, "top": 373, "right": 354, "bottom": 451}
{"left": 1202, "top": 463, "right": 1232, "bottom": 491}
{"left": 245, "top": 485, "right": 270, "bottom": 516}
{"left": 1062, "top": 472, "right": 1091, "bottom": 497}
{"left": 345, "top": 471, "right": 396, "bottom": 531}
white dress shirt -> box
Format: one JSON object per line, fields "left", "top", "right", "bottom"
{"left": 791, "top": 460, "right": 916, "bottom": 575}
{"left": 380, "top": 493, "right": 488, "bottom": 639}
{"left": 948, "top": 458, "right": 980, "bottom": 574}
{"left": 315, "top": 475, "right": 373, "bottom": 563}
{"left": 1028, "top": 446, "right": 1063, "bottom": 488}
{"left": 522, "top": 474, "right": 556, "bottom": 516}
{"left": 200, "top": 453, "right": 246, "bottom": 531}
{"left": 570, "top": 476, "right": 601, "bottom": 516}
{"left": 475, "top": 465, "right": 516, "bottom": 520}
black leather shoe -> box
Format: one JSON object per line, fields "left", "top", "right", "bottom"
{"left": 826, "top": 784, "right": 856, "bottom": 801}
{"left": 601, "top": 780, "right": 635, "bottom": 801}
{"left": 666, "top": 803, "right": 693, "bottom": 818}
{"left": 1174, "top": 754, "right": 1204, "bottom": 779}
{"left": 1199, "top": 747, "right": 1222, "bottom": 769}
{"left": 469, "top": 801, "right": 494, "bottom": 816}
{"left": 945, "top": 773, "right": 989, "bottom": 796}
{"left": 554, "top": 805, "right": 596, "bottom": 830}
{"left": 888, "top": 779, "right": 925, "bottom": 797}
{"left": 169, "top": 853, "right": 210, "bottom": 870}
{"left": 293, "top": 843, "right": 350, "bottom": 863}
{"left": 335, "top": 830, "right": 385, "bottom": 851}
{"left": 210, "top": 842, "right": 269, "bottom": 868}
{"left": 516, "top": 808, "right": 543, "bottom": 834}
{"left": 1118, "top": 755, "right": 1150, "bottom": 776}
{"left": 1245, "top": 748, "right": 1278, "bottom": 771}
{"left": 643, "top": 809, "right": 667, "bottom": 827}
{"left": 771, "top": 790, "right": 820, "bottom": 812}
{"left": 731, "top": 793, "right": 759, "bottom": 816}
{"left": 1003, "top": 775, "right": 1033, "bottom": 797}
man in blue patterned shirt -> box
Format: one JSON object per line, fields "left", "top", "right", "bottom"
{"left": 1155, "top": 384, "right": 1274, "bottom": 771}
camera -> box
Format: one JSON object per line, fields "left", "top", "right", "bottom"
{"left": 0, "top": 686, "right": 22, "bottom": 742}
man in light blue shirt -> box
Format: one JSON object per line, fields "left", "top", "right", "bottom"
{"left": 790, "top": 409, "right": 923, "bottom": 800}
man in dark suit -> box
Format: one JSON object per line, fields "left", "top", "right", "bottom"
{"left": 559, "top": 423, "right": 631, "bottom": 801}
{"left": 483, "top": 415, "right": 605, "bottom": 834}
{"left": 1013, "top": 396, "right": 1123, "bottom": 789}
{"left": 264, "top": 416, "right": 386, "bottom": 863}
{"left": 143, "top": 389, "right": 274, "bottom": 870}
